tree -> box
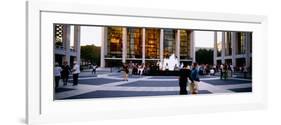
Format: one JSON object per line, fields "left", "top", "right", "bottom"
{"left": 80, "top": 44, "right": 101, "bottom": 66}
{"left": 195, "top": 48, "right": 213, "bottom": 65}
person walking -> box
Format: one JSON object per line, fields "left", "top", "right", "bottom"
{"left": 54, "top": 62, "right": 62, "bottom": 89}
{"left": 123, "top": 63, "right": 129, "bottom": 81}
{"left": 190, "top": 62, "right": 200, "bottom": 94}
{"left": 178, "top": 64, "right": 194, "bottom": 95}
{"left": 71, "top": 61, "right": 80, "bottom": 86}
{"left": 139, "top": 63, "right": 145, "bottom": 77}
{"left": 91, "top": 63, "right": 97, "bottom": 75}
{"left": 61, "top": 61, "right": 71, "bottom": 86}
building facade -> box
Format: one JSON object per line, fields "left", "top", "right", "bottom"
{"left": 54, "top": 24, "right": 81, "bottom": 66}
{"left": 213, "top": 31, "right": 252, "bottom": 68}
{"left": 100, "top": 27, "right": 195, "bottom": 67}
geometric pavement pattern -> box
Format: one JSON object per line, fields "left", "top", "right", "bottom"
{"left": 55, "top": 72, "right": 252, "bottom": 100}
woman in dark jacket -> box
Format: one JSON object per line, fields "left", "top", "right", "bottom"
{"left": 61, "top": 61, "right": 71, "bottom": 86}
{"left": 178, "top": 64, "right": 194, "bottom": 95}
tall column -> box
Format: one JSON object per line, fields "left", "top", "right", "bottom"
{"left": 142, "top": 28, "right": 146, "bottom": 64}
{"left": 245, "top": 32, "right": 251, "bottom": 67}
{"left": 190, "top": 31, "right": 196, "bottom": 62}
{"left": 213, "top": 31, "right": 217, "bottom": 65}
{"left": 221, "top": 32, "right": 226, "bottom": 64}
{"left": 160, "top": 29, "right": 164, "bottom": 63}
{"left": 175, "top": 30, "right": 180, "bottom": 62}
{"left": 63, "top": 24, "right": 71, "bottom": 65}
{"left": 100, "top": 27, "right": 107, "bottom": 68}
{"left": 74, "top": 26, "right": 81, "bottom": 66}
{"left": 231, "top": 32, "right": 237, "bottom": 67}
{"left": 122, "top": 28, "right": 127, "bottom": 63}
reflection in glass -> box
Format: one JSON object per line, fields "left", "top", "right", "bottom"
{"left": 127, "top": 28, "right": 142, "bottom": 58}
{"left": 164, "top": 29, "right": 176, "bottom": 58}
{"left": 107, "top": 27, "right": 123, "bottom": 58}
{"left": 145, "top": 28, "right": 160, "bottom": 59}
{"left": 225, "top": 32, "right": 232, "bottom": 56}
{"left": 54, "top": 24, "right": 64, "bottom": 47}
{"left": 180, "top": 30, "right": 191, "bottom": 59}
{"left": 237, "top": 32, "right": 246, "bottom": 54}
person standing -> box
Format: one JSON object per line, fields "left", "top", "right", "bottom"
{"left": 72, "top": 61, "right": 80, "bottom": 86}
{"left": 230, "top": 64, "right": 234, "bottom": 77}
{"left": 54, "top": 62, "right": 62, "bottom": 89}
{"left": 223, "top": 64, "right": 228, "bottom": 80}
{"left": 243, "top": 64, "right": 248, "bottom": 78}
{"left": 178, "top": 64, "right": 194, "bottom": 95}
{"left": 220, "top": 64, "right": 224, "bottom": 80}
{"left": 61, "top": 61, "right": 71, "bottom": 86}
{"left": 128, "top": 61, "right": 133, "bottom": 77}
{"left": 190, "top": 62, "right": 200, "bottom": 94}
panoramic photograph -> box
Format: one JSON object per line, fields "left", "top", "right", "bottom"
{"left": 53, "top": 24, "right": 252, "bottom": 100}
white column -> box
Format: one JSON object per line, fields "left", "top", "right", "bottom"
{"left": 122, "top": 28, "right": 127, "bottom": 63}
{"left": 231, "top": 32, "right": 237, "bottom": 67}
{"left": 142, "top": 28, "right": 146, "bottom": 64}
{"left": 74, "top": 26, "right": 81, "bottom": 66}
{"left": 245, "top": 32, "right": 251, "bottom": 67}
{"left": 221, "top": 32, "right": 226, "bottom": 64}
{"left": 213, "top": 31, "right": 217, "bottom": 65}
{"left": 63, "top": 24, "right": 71, "bottom": 65}
{"left": 160, "top": 29, "right": 164, "bottom": 63}
{"left": 100, "top": 27, "right": 107, "bottom": 68}
{"left": 190, "top": 31, "right": 196, "bottom": 62}
{"left": 176, "top": 30, "right": 180, "bottom": 61}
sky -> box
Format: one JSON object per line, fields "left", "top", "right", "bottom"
{"left": 80, "top": 26, "right": 214, "bottom": 48}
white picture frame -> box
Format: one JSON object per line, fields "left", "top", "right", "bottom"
{"left": 26, "top": 0, "right": 267, "bottom": 124}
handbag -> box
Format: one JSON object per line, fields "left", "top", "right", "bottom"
{"left": 189, "top": 81, "right": 198, "bottom": 94}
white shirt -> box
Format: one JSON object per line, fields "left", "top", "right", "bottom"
{"left": 54, "top": 66, "right": 62, "bottom": 76}
{"left": 72, "top": 64, "right": 80, "bottom": 74}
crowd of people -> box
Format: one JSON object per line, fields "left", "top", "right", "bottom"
{"left": 120, "top": 62, "right": 146, "bottom": 81}
{"left": 54, "top": 61, "right": 80, "bottom": 89}
{"left": 196, "top": 63, "right": 252, "bottom": 80}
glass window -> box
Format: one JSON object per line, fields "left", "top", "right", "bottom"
{"left": 180, "top": 30, "right": 191, "bottom": 59}
{"left": 163, "top": 29, "right": 176, "bottom": 58}
{"left": 225, "top": 32, "right": 232, "bottom": 56}
{"left": 54, "top": 24, "right": 64, "bottom": 48}
{"left": 237, "top": 32, "right": 246, "bottom": 54}
{"left": 145, "top": 28, "right": 160, "bottom": 59}
{"left": 249, "top": 33, "right": 252, "bottom": 53}
{"left": 127, "top": 28, "right": 142, "bottom": 58}
{"left": 107, "top": 27, "right": 123, "bottom": 58}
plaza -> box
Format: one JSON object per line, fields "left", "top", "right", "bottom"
{"left": 53, "top": 24, "right": 253, "bottom": 100}
{"left": 55, "top": 69, "right": 252, "bottom": 100}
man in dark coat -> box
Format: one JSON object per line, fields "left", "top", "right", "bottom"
{"left": 178, "top": 64, "right": 194, "bottom": 95}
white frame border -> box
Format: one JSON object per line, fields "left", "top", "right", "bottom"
{"left": 26, "top": 1, "right": 267, "bottom": 124}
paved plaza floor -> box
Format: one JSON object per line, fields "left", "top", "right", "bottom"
{"left": 55, "top": 70, "right": 252, "bottom": 100}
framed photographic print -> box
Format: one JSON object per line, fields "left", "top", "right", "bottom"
{"left": 26, "top": 0, "right": 267, "bottom": 124}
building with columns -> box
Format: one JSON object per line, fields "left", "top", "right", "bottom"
{"left": 54, "top": 24, "right": 81, "bottom": 66}
{"left": 100, "top": 27, "right": 195, "bottom": 67}
{"left": 213, "top": 31, "right": 252, "bottom": 68}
